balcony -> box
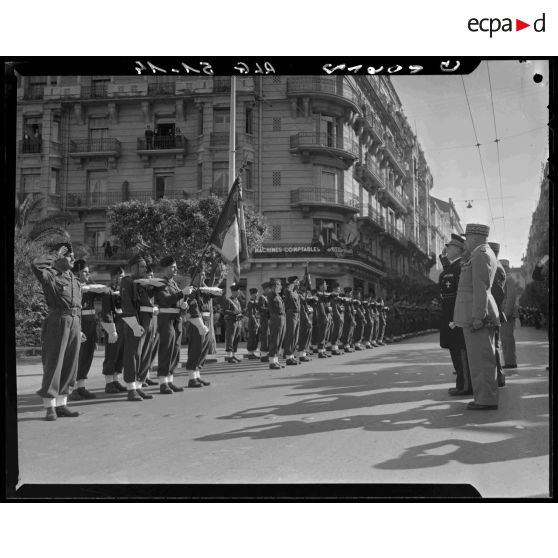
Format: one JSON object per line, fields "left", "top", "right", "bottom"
{"left": 87, "top": 246, "right": 135, "bottom": 263}
{"left": 290, "top": 187, "right": 360, "bottom": 215}
{"left": 147, "top": 82, "right": 176, "bottom": 96}
{"left": 356, "top": 112, "right": 384, "bottom": 145}
{"left": 380, "top": 183, "right": 409, "bottom": 215}
{"left": 286, "top": 77, "right": 361, "bottom": 116}
{"left": 23, "top": 85, "right": 45, "bottom": 100}
{"left": 383, "top": 224, "right": 408, "bottom": 248}
{"left": 354, "top": 156, "right": 384, "bottom": 192}
{"left": 50, "top": 141, "right": 61, "bottom": 157}
{"left": 19, "top": 139, "right": 42, "bottom": 154}
{"left": 65, "top": 189, "right": 190, "bottom": 210}
{"left": 136, "top": 135, "right": 188, "bottom": 166}
{"left": 358, "top": 204, "right": 385, "bottom": 232}
{"left": 70, "top": 138, "right": 122, "bottom": 168}
{"left": 80, "top": 84, "right": 109, "bottom": 99}
{"left": 382, "top": 138, "right": 408, "bottom": 176}
{"left": 290, "top": 132, "right": 359, "bottom": 169}
{"left": 209, "top": 132, "right": 255, "bottom": 148}
{"left": 353, "top": 248, "right": 385, "bottom": 271}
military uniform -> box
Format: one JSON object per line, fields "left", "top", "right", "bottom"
{"left": 454, "top": 224, "right": 500, "bottom": 409}
{"left": 246, "top": 290, "right": 260, "bottom": 357}
{"left": 330, "top": 291, "right": 345, "bottom": 354}
{"left": 489, "top": 244, "right": 507, "bottom": 386}
{"left": 315, "top": 287, "right": 331, "bottom": 357}
{"left": 268, "top": 281, "right": 286, "bottom": 368}
{"left": 32, "top": 248, "right": 82, "bottom": 417}
{"left": 439, "top": 256, "right": 472, "bottom": 394}
{"left": 353, "top": 297, "right": 365, "bottom": 349}
{"left": 283, "top": 278, "right": 301, "bottom": 364}
{"left": 340, "top": 291, "right": 356, "bottom": 351}
{"left": 185, "top": 289, "right": 211, "bottom": 387}
{"left": 258, "top": 286, "right": 271, "bottom": 361}
{"left": 376, "top": 298, "right": 386, "bottom": 345}
{"left": 362, "top": 299, "right": 373, "bottom": 347}
{"left": 501, "top": 262, "right": 518, "bottom": 368}
{"left": 74, "top": 278, "right": 98, "bottom": 396}
{"left": 297, "top": 291, "right": 314, "bottom": 361}
{"left": 223, "top": 290, "right": 243, "bottom": 362}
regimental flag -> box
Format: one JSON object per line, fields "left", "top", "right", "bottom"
{"left": 301, "top": 262, "right": 311, "bottom": 290}
{"left": 208, "top": 177, "right": 249, "bottom": 282}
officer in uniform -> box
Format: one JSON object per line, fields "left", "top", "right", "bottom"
{"left": 245, "top": 287, "right": 260, "bottom": 360}
{"left": 120, "top": 254, "right": 153, "bottom": 401}
{"left": 184, "top": 286, "right": 211, "bottom": 387}
{"left": 488, "top": 242, "right": 507, "bottom": 388}
{"left": 353, "top": 290, "right": 366, "bottom": 350}
{"left": 223, "top": 284, "right": 243, "bottom": 363}
{"left": 362, "top": 294, "right": 373, "bottom": 348}
{"left": 32, "top": 242, "right": 82, "bottom": 420}
{"left": 258, "top": 282, "right": 272, "bottom": 362}
{"left": 376, "top": 296, "right": 386, "bottom": 345}
{"left": 154, "top": 256, "right": 189, "bottom": 393}
{"left": 340, "top": 287, "right": 355, "bottom": 352}
{"left": 454, "top": 223, "right": 500, "bottom": 410}
{"left": 283, "top": 276, "right": 301, "bottom": 365}
{"left": 439, "top": 234, "right": 472, "bottom": 396}
{"left": 369, "top": 297, "right": 379, "bottom": 346}
{"left": 69, "top": 259, "right": 98, "bottom": 400}
{"left": 142, "top": 265, "right": 160, "bottom": 387}
{"left": 329, "top": 282, "right": 344, "bottom": 355}
{"left": 296, "top": 281, "right": 314, "bottom": 362}
{"left": 500, "top": 259, "right": 518, "bottom": 370}
{"left": 314, "top": 279, "right": 331, "bottom": 358}
{"left": 101, "top": 266, "right": 127, "bottom": 394}
{"left": 268, "top": 278, "right": 286, "bottom": 369}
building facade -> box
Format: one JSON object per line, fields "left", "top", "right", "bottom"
{"left": 15, "top": 74, "right": 438, "bottom": 294}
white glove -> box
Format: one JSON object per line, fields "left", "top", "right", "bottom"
{"left": 449, "top": 321, "right": 456, "bottom": 329}
{"left": 80, "top": 332, "right": 87, "bottom": 343}
{"left": 182, "top": 285, "right": 194, "bottom": 296}
{"left": 101, "top": 322, "right": 118, "bottom": 343}
{"left": 178, "top": 300, "right": 188, "bottom": 310}
{"left": 123, "top": 317, "right": 145, "bottom": 337}
{"left": 190, "top": 317, "right": 209, "bottom": 335}
{"left": 153, "top": 305, "right": 160, "bottom": 316}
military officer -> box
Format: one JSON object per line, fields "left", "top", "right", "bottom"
{"left": 454, "top": 223, "right": 500, "bottom": 410}
{"left": 353, "top": 290, "right": 366, "bottom": 350}
{"left": 245, "top": 287, "right": 261, "bottom": 360}
{"left": 296, "top": 281, "right": 314, "bottom": 362}
{"left": 101, "top": 266, "right": 127, "bottom": 394}
{"left": 500, "top": 259, "right": 518, "bottom": 370}
{"left": 283, "top": 276, "right": 301, "bottom": 365}
{"left": 370, "top": 297, "right": 379, "bottom": 347}
{"left": 268, "top": 278, "right": 286, "bottom": 369}
{"left": 340, "top": 287, "right": 355, "bottom": 352}
{"left": 223, "top": 284, "right": 243, "bottom": 363}
{"left": 376, "top": 296, "right": 386, "bottom": 345}
{"left": 32, "top": 242, "right": 83, "bottom": 420}
{"left": 184, "top": 287, "right": 211, "bottom": 387}
{"left": 488, "top": 242, "right": 507, "bottom": 388}
{"left": 142, "top": 265, "right": 160, "bottom": 387}
{"left": 154, "top": 256, "right": 189, "bottom": 393}
{"left": 362, "top": 295, "right": 374, "bottom": 348}
{"left": 329, "top": 282, "right": 344, "bottom": 355}
{"left": 258, "top": 282, "right": 272, "bottom": 363}
{"left": 439, "top": 234, "right": 473, "bottom": 396}
{"left": 314, "top": 279, "right": 331, "bottom": 358}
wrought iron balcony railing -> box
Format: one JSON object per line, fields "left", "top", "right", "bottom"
{"left": 19, "top": 139, "right": 42, "bottom": 154}
{"left": 290, "top": 132, "right": 359, "bottom": 159}
{"left": 23, "top": 85, "right": 45, "bottom": 100}
{"left": 147, "top": 82, "right": 176, "bottom": 96}
{"left": 291, "top": 187, "right": 360, "bottom": 212}
{"left": 80, "top": 84, "right": 109, "bottom": 98}
{"left": 69, "top": 138, "right": 121, "bottom": 154}
{"left": 287, "top": 77, "right": 361, "bottom": 110}
{"left": 137, "top": 135, "right": 187, "bottom": 151}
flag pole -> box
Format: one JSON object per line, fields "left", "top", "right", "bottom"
{"left": 228, "top": 75, "right": 236, "bottom": 193}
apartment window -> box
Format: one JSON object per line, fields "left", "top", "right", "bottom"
{"left": 213, "top": 108, "right": 230, "bottom": 133}
{"left": 197, "top": 162, "right": 203, "bottom": 191}
{"left": 354, "top": 278, "right": 364, "bottom": 293}
{"left": 212, "top": 162, "right": 229, "bottom": 196}
{"left": 198, "top": 107, "right": 204, "bottom": 136}
{"left": 88, "top": 117, "right": 109, "bottom": 149}
{"left": 272, "top": 171, "right": 281, "bottom": 187}
{"left": 52, "top": 116, "right": 60, "bottom": 142}
{"left": 296, "top": 98, "right": 305, "bottom": 117}
{"left": 155, "top": 173, "right": 174, "bottom": 199}
{"left": 88, "top": 170, "right": 107, "bottom": 203}
{"left": 85, "top": 223, "right": 107, "bottom": 253}
{"left": 312, "top": 219, "right": 342, "bottom": 249}
{"left": 321, "top": 169, "right": 339, "bottom": 202}
{"left": 21, "top": 172, "right": 41, "bottom": 196}
{"left": 23, "top": 116, "right": 42, "bottom": 139}
{"left": 272, "top": 225, "right": 281, "bottom": 241}
{"left": 243, "top": 162, "right": 253, "bottom": 191}
{"left": 272, "top": 118, "right": 281, "bottom": 132}
{"left": 319, "top": 115, "right": 338, "bottom": 147}
{"left": 245, "top": 107, "right": 253, "bottom": 135}
{"left": 49, "top": 168, "right": 60, "bottom": 195}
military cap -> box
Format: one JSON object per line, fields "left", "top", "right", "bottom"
{"left": 159, "top": 255, "right": 176, "bottom": 268}
{"left": 72, "top": 259, "right": 88, "bottom": 272}
{"left": 261, "top": 281, "right": 272, "bottom": 290}
{"left": 54, "top": 241, "right": 73, "bottom": 254}
{"left": 270, "top": 278, "right": 282, "bottom": 286}
{"left": 488, "top": 242, "right": 500, "bottom": 256}
{"left": 230, "top": 283, "right": 240, "bottom": 291}
{"left": 445, "top": 233, "right": 465, "bottom": 249}
{"left": 465, "top": 223, "right": 490, "bottom": 237}
{"left": 344, "top": 286, "right": 353, "bottom": 293}
{"left": 249, "top": 287, "right": 258, "bottom": 294}
{"left": 109, "top": 265, "right": 125, "bottom": 277}
{"left": 287, "top": 276, "right": 299, "bottom": 284}
{"left": 128, "top": 253, "right": 146, "bottom": 267}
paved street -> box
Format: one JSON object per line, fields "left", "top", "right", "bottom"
{"left": 14, "top": 325, "right": 549, "bottom": 497}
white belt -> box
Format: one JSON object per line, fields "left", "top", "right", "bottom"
{"left": 139, "top": 306, "right": 154, "bottom": 313}
{"left": 115, "top": 308, "right": 122, "bottom": 314}
{"left": 82, "top": 309, "right": 96, "bottom": 316}
{"left": 202, "top": 312, "right": 210, "bottom": 318}
{"left": 159, "top": 308, "right": 180, "bottom": 314}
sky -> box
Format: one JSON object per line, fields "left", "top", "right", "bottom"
{"left": 391, "top": 60, "right": 549, "bottom": 268}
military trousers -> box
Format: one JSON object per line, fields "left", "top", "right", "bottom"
{"left": 500, "top": 319, "right": 517, "bottom": 366}
{"left": 225, "top": 319, "right": 241, "bottom": 353}
{"left": 284, "top": 312, "right": 300, "bottom": 357}
{"left": 138, "top": 313, "right": 158, "bottom": 381}
{"left": 185, "top": 322, "right": 209, "bottom": 370}
{"left": 102, "top": 316, "right": 125, "bottom": 376}
{"left": 247, "top": 320, "right": 260, "bottom": 352}
{"left": 259, "top": 315, "right": 269, "bottom": 353}
{"left": 462, "top": 326, "right": 498, "bottom": 406}
{"left": 330, "top": 315, "right": 344, "bottom": 347}
{"left": 37, "top": 311, "right": 81, "bottom": 399}
{"left": 353, "top": 318, "right": 364, "bottom": 344}
{"left": 340, "top": 318, "right": 355, "bottom": 347}
{"left": 376, "top": 318, "right": 386, "bottom": 343}
{"left": 268, "top": 314, "right": 285, "bottom": 357}
{"left": 156, "top": 314, "right": 182, "bottom": 378}
{"left": 448, "top": 327, "right": 472, "bottom": 392}
{"left": 76, "top": 316, "right": 97, "bottom": 382}
{"left": 297, "top": 318, "right": 313, "bottom": 353}
{"left": 363, "top": 319, "right": 373, "bottom": 344}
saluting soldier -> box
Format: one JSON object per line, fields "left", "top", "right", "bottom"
{"left": 315, "top": 279, "right": 331, "bottom": 358}
{"left": 376, "top": 296, "right": 386, "bottom": 345}
{"left": 369, "top": 297, "right": 379, "bottom": 346}
{"left": 268, "top": 278, "right": 286, "bottom": 369}
{"left": 32, "top": 242, "right": 83, "bottom": 420}
{"left": 101, "top": 266, "right": 127, "bottom": 394}
{"left": 223, "top": 284, "right": 243, "bottom": 363}
{"left": 454, "top": 223, "right": 500, "bottom": 410}
{"left": 258, "top": 282, "right": 272, "bottom": 363}
{"left": 70, "top": 259, "right": 98, "bottom": 400}
{"left": 439, "top": 234, "right": 472, "bottom": 396}
{"left": 329, "top": 282, "right": 344, "bottom": 355}
{"left": 362, "top": 295, "right": 373, "bottom": 348}
{"left": 296, "top": 281, "right": 314, "bottom": 362}
{"left": 488, "top": 242, "right": 507, "bottom": 388}
{"left": 283, "top": 276, "right": 301, "bottom": 365}
{"left": 340, "top": 287, "right": 356, "bottom": 352}
{"left": 153, "top": 256, "right": 189, "bottom": 393}
{"left": 353, "top": 290, "right": 366, "bottom": 350}
{"left": 245, "top": 287, "right": 261, "bottom": 360}
{"left": 142, "top": 265, "right": 160, "bottom": 387}
{"left": 184, "top": 287, "right": 211, "bottom": 387}
{"left": 120, "top": 254, "right": 153, "bottom": 401}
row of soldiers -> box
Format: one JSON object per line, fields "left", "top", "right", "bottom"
{"left": 222, "top": 276, "right": 432, "bottom": 370}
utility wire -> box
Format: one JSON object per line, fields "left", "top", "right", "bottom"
{"left": 460, "top": 75, "right": 495, "bottom": 229}
{"left": 487, "top": 61, "right": 508, "bottom": 249}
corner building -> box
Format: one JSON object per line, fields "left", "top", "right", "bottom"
{"left": 15, "top": 74, "right": 442, "bottom": 292}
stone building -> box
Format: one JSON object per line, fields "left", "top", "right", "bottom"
{"left": 15, "top": 74, "right": 437, "bottom": 294}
